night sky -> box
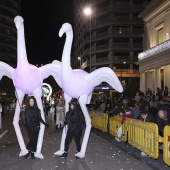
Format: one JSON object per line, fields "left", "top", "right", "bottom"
{"left": 20, "top": 0, "right": 74, "bottom": 91}
{"left": 20, "top": 0, "right": 74, "bottom": 65}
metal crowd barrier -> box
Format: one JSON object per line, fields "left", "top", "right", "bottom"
{"left": 89, "top": 112, "right": 170, "bottom": 166}
{"left": 127, "top": 118, "right": 159, "bottom": 159}
{"left": 89, "top": 111, "right": 108, "bottom": 132}
{"left": 162, "top": 126, "right": 170, "bottom": 166}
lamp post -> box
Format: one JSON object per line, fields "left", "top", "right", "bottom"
{"left": 78, "top": 56, "right": 81, "bottom": 68}
{"left": 121, "top": 61, "right": 126, "bottom": 84}
{"left": 84, "top": 7, "right": 92, "bottom": 72}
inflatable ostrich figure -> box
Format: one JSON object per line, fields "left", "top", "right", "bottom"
{"left": 0, "top": 16, "right": 62, "bottom": 159}
{"left": 54, "top": 23, "right": 123, "bottom": 159}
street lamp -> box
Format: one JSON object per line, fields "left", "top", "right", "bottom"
{"left": 84, "top": 7, "right": 92, "bottom": 72}
{"left": 78, "top": 56, "right": 81, "bottom": 68}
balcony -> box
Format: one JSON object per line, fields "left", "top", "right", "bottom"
{"left": 80, "top": 42, "right": 142, "bottom": 58}
{"left": 113, "top": 69, "right": 139, "bottom": 78}
{"left": 0, "top": 52, "right": 16, "bottom": 59}
{"left": 97, "top": 2, "right": 145, "bottom": 14}
{"left": 92, "top": 30, "right": 143, "bottom": 42}
{"left": 0, "top": 35, "right": 16, "bottom": 45}
{"left": 95, "top": 43, "right": 142, "bottom": 51}
{"left": 138, "top": 39, "right": 170, "bottom": 61}
{"left": 0, "top": 6, "right": 16, "bottom": 18}
{"left": 0, "top": 1, "right": 18, "bottom": 10}
{"left": 75, "top": 30, "right": 143, "bottom": 56}
{"left": 92, "top": 16, "right": 143, "bottom": 29}
{"left": 0, "top": 17, "right": 14, "bottom": 27}
{"left": 95, "top": 57, "right": 130, "bottom": 63}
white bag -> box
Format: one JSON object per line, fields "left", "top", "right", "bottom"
{"left": 117, "top": 126, "right": 122, "bottom": 137}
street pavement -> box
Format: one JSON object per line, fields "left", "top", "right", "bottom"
{"left": 0, "top": 112, "right": 169, "bottom": 170}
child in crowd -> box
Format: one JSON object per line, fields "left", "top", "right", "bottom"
{"left": 140, "top": 110, "right": 155, "bottom": 123}
{"left": 115, "top": 107, "right": 132, "bottom": 142}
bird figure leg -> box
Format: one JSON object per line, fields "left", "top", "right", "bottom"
{"left": 13, "top": 89, "right": 27, "bottom": 156}
{"left": 75, "top": 94, "right": 92, "bottom": 159}
{"left": 33, "top": 87, "right": 45, "bottom": 159}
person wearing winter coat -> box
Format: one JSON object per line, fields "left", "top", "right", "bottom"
{"left": 157, "top": 107, "right": 170, "bottom": 137}
{"left": 60, "top": 99, "right": 83, "bottom": 159}
{"left": 140, "top": 110, "right": 155, "bottom": 123}
{"left": 24, "top": 96, "right": 49, "bottom": 159}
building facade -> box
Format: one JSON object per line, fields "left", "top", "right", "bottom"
{"left": 0, "top": 0, "right": 21, "bottom": 67}
{"left": 73, "top": 0, "right": 150, "bottom": 92}
{"left": 138, "top": 0, "right": 170, "bottom": 94}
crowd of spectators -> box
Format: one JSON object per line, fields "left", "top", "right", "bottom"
{"left": 87, "top": 86, "right": 170, "bottom": 156}
{"left": 0, "top": 96, "right": 16, "bottom": 115}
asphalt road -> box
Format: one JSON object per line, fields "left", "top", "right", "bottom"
{"left": 0, "top": 112, "right": 169, "bottom": 170}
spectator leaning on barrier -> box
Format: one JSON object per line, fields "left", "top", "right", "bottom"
{"left": 157, "top": 107, "right": 170, "bottom": 137}
{"left": 140, "top": 110, "right": 155, "bottom": 123}
{"left": 115, "top": 107, "right": 132, "bottom": 142}
{"left": 147, "top": 106, "right": 158, "bottom": 123}
{"left": 120, "top": 107, "right": 132, "bottom": 124}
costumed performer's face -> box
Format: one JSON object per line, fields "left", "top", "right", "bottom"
{"left": 29, "top": 99, "right": 34, "bottom": 107}
{"left": 70, "top": 104, "right": 74, "bottom": 110}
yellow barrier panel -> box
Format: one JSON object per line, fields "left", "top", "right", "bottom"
{"left": 89, "top": 111, "right": 94, "bottom": 126}
{"left": 109, "top": 116, "right": 127, "bottom": 142}
{"left": 90, "top": 112, "right": 170, "bottom": 166}
{"left": 90, "top": 112, "right": 108, "bottom": 132}
{"left": 163, "top": 126, "right": 170, "bottom": 166}
{"left": 127, "top": 119, "right": 159, "bottom": 159}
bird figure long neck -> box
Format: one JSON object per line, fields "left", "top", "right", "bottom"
{"left": 14, "top": 16, "right": 29, "bottom": 71}
{"left": 60, "top": 23, "right": 74, "bottom": 82}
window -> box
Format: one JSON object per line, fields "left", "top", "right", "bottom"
{"left": 155, "top": 22, "right": 164, "bottom": 45}
{"left": 158, "top": 27, "right": 163, "bottom": 44}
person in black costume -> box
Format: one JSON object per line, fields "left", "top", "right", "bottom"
{"left": 60, "top": 99, "right": 83, "bottom": 159}
{"left": 24, "top": 96, "right": 49, "bottom": 159}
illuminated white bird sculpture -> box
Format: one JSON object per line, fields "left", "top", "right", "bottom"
{"left": 54, "top": 23, "right": 123, "bottom": 158}
{"left": 0, "top": 16, "right": 62, "bottom": 159}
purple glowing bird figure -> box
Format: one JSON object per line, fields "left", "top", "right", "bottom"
{"left": 0, "top": 16, "right": 62, "bottom": 159}
{"left": 53, "top": 23, "right": 123, "bottom": 159}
